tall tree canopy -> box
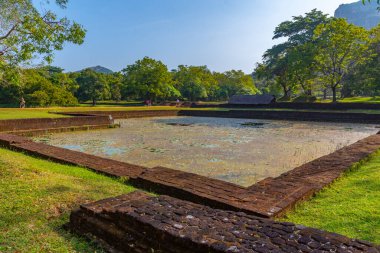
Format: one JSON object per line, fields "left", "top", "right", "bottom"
{"left": 313, "top": 18, "right": 371, "bottom": 102}
{"left": 214, "top": 70, "right": 258, "bottom": 100}
{"left": 75, "top": 69, "right": 109, "bottom": 105}
{"left": 257, "top": 10, "right": 331, "bottom": 99}
{"left": 0, "top": 0, "right": 85, "bottom": 65}
{"left": 0, "top": 0, "right": 85, "bottom": 106}
{"left": 172, "top": 65, "right": 217, "bottom": 101}
{"left": 122, "top": 57, "right": 179, "bottom": 101}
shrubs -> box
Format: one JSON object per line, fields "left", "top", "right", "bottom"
{"left": 0, "top": 67, "right": 78, "bottom": 107}
{"left": 293, "top": 95, "right": 317, "bottom": 103}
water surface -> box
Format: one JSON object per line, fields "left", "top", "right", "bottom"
{"left": 35, "top": 117, "right": 378, "bottom": 187}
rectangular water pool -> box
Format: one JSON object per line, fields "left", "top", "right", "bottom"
{"left": 34, "top": 116, "right": 379, "bottom": 187}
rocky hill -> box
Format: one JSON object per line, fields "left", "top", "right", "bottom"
{"left": 77, "top": 65, "right": 114, "bottom": 74}
{"left": 335, "top": 1, "right": 380, "bottom": 29}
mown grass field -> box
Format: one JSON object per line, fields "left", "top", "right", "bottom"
{"left": 339, "top": 96, "right": 380, "bottom": 104}
{"left": 0, "top": 106, "right": 192, "bottom": 120}
{"left": 0, "top": 148, "right": 136, "bottom": 252}
{"left": 317, "top": 96, "right": 380, "bottom": 103}
{"left": 282, "top": 150, "right": 380, "bottom": 244}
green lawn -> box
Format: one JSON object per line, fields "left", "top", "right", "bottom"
{"left": 282, "top": 150, "right": 380, "bottom": 244}
{"left": 0, "top": 148, "right": 136, "bottom": 252}
{"left": 0, "top": 108, "right": 69, "bottom": 120}
{"left": 318, "top": 96, "right": 380, "bottom": 104}
{"left": 0, "top": 106, "right": 197, "bottom": 120}
{"left": 339, "top": 97, "right": 380, "bottom": 104}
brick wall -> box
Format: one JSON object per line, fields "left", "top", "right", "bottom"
{"left": 0, "top": 115, "right": 113, "bottom": 132}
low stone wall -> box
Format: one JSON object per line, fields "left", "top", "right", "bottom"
{"left": 60, "top": 110, "right": 180, "bottom": 119}
{"left": 192, "top": 102, "right": 380, "bottom": 110}
{"left": 53, "top": 109, "right": 380, "bottom": 124}
{"left": 179, "top": 110, "right": 380, "bottom": 124}
{"left": 1, "top": 132, "right": 380, "bottom": 219}
{"left": 0, "top": 115, "right": 114, "bottom": 133}
{"left": 70, "top": 191, "right": 380, "bottom": 253}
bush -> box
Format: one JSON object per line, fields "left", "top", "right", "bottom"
{"left": 27, "top": 90, "right": 50, "bottom": 106}
{"left": 293, "top": 95, "right": 317, "bottom": 103}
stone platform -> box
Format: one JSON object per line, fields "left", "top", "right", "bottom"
{"left": 70, "top": 191, "right": 380, "bottom": 253}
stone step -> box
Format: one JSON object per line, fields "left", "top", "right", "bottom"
{"left": 70, "top": 191, "right": 380, "bottom": 253}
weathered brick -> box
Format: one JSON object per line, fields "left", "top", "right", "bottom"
{"left": 69, "top": 191, "right": 380, "bottom": 253}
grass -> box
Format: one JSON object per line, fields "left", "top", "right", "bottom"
{"left": 0, "top": 148, "right": 136, "bottom": 252}
{"left": 0, "top": 106, "right": 207, "bottom": 120}
{"left": 281, "top": 150, "right": 380, "bottom": 244}
{"left": 339, "top": 97, "right": 380, "bottom": 104}
{"left": 318, "top": 96, "right": 380, "bottom": 104}
{"left": 0, "top": 108, "right": 69, "bottom": 120}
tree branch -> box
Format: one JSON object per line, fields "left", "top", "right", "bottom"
{"left": 0, "top": 23, "right": 20, "bottom": 41}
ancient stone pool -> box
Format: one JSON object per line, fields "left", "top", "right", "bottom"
{"left": 35, "top": 116, "right": 379, "bottom": 187}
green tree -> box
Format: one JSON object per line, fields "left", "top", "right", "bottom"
{"left": 269, "top": 9, "right": 331, "bottom": 96}
{"left": 214, "top": 70, "right": 258, "bottom": 101}
{"left": 313, "top": 19, "right": 371, "bottom": 102}
{"left": 0, "top": 0, "right": 85, "bottom": 64}
{"left": 172, "top": 65, "right": 217, "bottom": 101}
{"left": 76, "top": 69, "right": 108, "bottom": 105}
{"left": 108, "top": 72, "right": 123, "bottom": 101}
{"left": 21, "top": 68, "right": 78, "bottom": 106}
{"left": 342, "top": 24, "right": 380, "bottom": 97}
{"left": 38, "top": 66, "right": 79, "bottom": 94}
{"left": 0, "top": 0, "right": 85, "bottom": 106}
{"left": 256, "top": 54, "right": 297, "bottom": 100}
{"left": 122, "top": 57, "right": 179, "bottom": 102}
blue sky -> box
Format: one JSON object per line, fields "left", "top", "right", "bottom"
{"left": 38, "top": 0, "right": 356, "bottom": 73}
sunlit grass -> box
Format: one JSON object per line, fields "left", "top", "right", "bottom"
{"left": 0, "top": 148, "right": 136, "bottom": 252}
{"left": 340, "top": 96, "right": 380, "bottom": 103}
{"left": 281, "top": 150, "right": 380, "bottom": 244}
{"left": 319, "top": 96, "right": 380, "bottom": 104}
{"left": 0, "top": 106, "right": 210, "bottom": 120}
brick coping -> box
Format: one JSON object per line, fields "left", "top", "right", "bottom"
{"left": 69, "top": 191, "right": 380, "bottom": 253}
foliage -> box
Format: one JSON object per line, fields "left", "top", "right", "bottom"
{"left": 122, "top": 57, "right": 179, "bottom": 101}
{"left": 256, "top": 10, "right": 378, "bottom": 103}
{"left": 214, "top": 70, "right": 258, "bottom": 100}
{"left": 256, "top": 10, "right": 331, "bottom": 100}
{"left": 0, "top": 0, "right": 85, "bottom": 106}
{"left": 292, "top": 94, "right": 317, "bottom": 103}
{"left": 75, "top": 69, "right": 109, "bottom": 105}
{"left": 313, "top": 19, "right": 371, "bottom": 102}
{"left": 0, "top": 67, "right": 78, "bottom": 106}
{"left": 342, "top": 25, "right": 380, "bottom": 97}
{"left": 0, "top": 0, "right": 85, "bottom": 65}
{"left": 173, "top": 65, "right": 217, "bottom": 101}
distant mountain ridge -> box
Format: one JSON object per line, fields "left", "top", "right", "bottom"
{"left": 335, "top": 1, "right": 380, "bottom": 29}
{"left": 77, "top": 65, "right": 114, "bottom": 74}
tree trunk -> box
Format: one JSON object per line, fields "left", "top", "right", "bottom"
{"left": 332, "top": 86, "right": 337, "bottom": 103}
{"left": 92, "top": 98, "right": 96, "bottom": 106}
{"left": 323, "top": 89, "right": 327, "bottom": 100}
{"left": 282, "top": 85, "right": 290, "bottom": 99}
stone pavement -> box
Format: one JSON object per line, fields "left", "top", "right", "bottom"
{"left": 70, "top": 191, "right": 380, "bottom": 253}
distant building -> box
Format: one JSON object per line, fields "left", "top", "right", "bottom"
{"left": 229, "top": 95, "right": 276, "bottom": 105}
